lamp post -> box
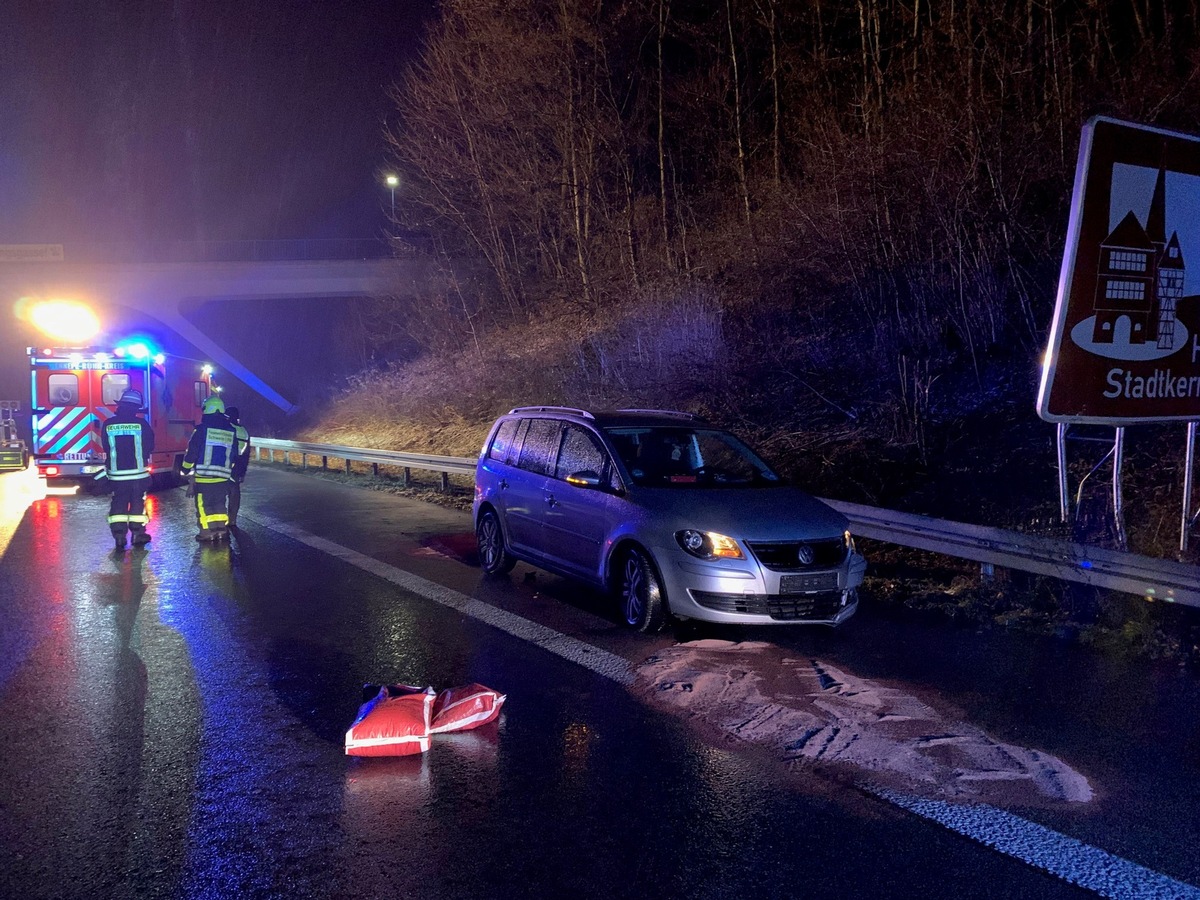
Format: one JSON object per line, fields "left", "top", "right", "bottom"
{"left": 385, "top": 174, "right": 398, "bottom": 221}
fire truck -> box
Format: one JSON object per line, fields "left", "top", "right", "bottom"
{"left": 28, "top": 341, "right": 216, "bottom": 489}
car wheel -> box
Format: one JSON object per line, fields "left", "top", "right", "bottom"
{"left": 618, "top": 547, "right": 667, "bottom": 633}
{"left": 477, "top": 509, "right": 517, "bottom": 576}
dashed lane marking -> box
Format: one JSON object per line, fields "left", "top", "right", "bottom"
{"left": 246, "top": 511, "right": 1200, "bottom": 900}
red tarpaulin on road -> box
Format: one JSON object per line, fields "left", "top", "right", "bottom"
{"left": 345, "top": 682, "right": 505, "bottom": 757}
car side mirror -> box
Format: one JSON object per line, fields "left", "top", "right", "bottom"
{"left": 565, "top": 470, "right": 603, "bottom": 488}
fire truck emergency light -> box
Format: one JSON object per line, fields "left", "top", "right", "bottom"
{"left": 115, "top": 341, "right": 153, "bottom": 360}
{"left": 26, "top": 300, "right": 100, "bottom": 345}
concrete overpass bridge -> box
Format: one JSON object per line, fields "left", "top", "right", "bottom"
{"left": 0, "top": 240, "right": 434, "bottom": 412}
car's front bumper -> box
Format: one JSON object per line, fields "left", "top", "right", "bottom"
{"left": 659, "top": 549, "right": 866, "bottom": 626}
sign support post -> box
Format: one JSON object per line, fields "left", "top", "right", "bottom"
{"left": 1184, "top": 421, "right": 1198, "bottom": 554}
{"left": 1056, "top": 423, "right": 1069, "bottom": 522}
{"left": 1113, "top": 426, "right": 1127, "bottom": 550}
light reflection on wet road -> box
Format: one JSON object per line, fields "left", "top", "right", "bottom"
{"left": 0, "top": 465, "right": 1195, "bottom": 898}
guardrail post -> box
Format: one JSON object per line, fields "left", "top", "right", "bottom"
{"left": 440, "top": 472, "right": 449, "bottom": 492}
{"left": 300, "top": 453, "right": 306, "bottom": 470}
{"left": 981, "top": 562, "right": 995, "bottom": 584}
{"left": 345, "top": 459, "right": 352, "bottom": 475}
{"left": 402, "top": 467, "right": 411, "bottom": 487}
{"left": 372, "top": 463, "right": 379, "bottom": 478}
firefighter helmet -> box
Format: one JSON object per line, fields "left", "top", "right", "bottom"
{"left": 203, "top": 395, "right": 226, "bottom": 415}
{"left": 118, "top": 389, "right": 144, "bottom": 407}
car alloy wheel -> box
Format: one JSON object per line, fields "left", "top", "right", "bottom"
{"left": 477, "top": 509, "right": 517, "bottom": 575}
{"left": 618, "top": 547, "right": 666, "bottom": 633}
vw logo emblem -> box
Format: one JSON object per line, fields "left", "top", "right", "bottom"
{"left": 797, "top": 544, "right": 814, "bottom": 565}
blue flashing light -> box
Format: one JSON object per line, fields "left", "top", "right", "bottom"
{"left": 1080, "top": 560, "right": 1093, "bottom": 569}
{"left": 114, "top": 336, "right": 159, "bottom": 361}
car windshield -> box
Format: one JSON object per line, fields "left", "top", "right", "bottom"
{"left": 603, "top": 425, "right": 782, "bottom": 488}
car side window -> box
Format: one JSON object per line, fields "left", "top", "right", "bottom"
{"left": 516, "top": 418, "right": 562, "bottom": 476}
{"left": 487, "top": 418, "right": 520, "bottom": 464}
{"left": 555, "top": 425, "right": 609, "bottom": 483}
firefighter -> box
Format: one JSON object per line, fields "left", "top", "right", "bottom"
{"left": 225, "top": 405, "right": 251, "bottom": 528}
{"left": 100, "top": 388, "right": 155, "bottom": 550}
{"left": 182, "top": 395, "right": 238, "bottom": 541}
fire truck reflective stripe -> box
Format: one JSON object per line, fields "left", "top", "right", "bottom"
{"left": 37, "top": 407, "right": 86, "bottom": 445}
{"left": 37, "top": 407, "right": 104, "bottom": 457}
{"left": 45, "top": 415, "right": 95, "bottom": 455}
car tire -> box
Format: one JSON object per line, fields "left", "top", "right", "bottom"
{"left": 477, "top": 509, "right": 517, "bottom": 576}
{"left": 617, "top": 547, "right": 667, "bottom": 633}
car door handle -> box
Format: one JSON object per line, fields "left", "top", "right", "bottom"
{"left": 498, "top": 479, "right": 508, "bottom": 490}
{"left": 544, "top": 493, "right": 557, "bottom": 508}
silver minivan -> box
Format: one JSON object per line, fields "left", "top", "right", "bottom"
{"left": 473, "top": 407, "right": 867, "bottom": 632}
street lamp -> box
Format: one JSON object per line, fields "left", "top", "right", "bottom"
{"left": 385, "top": 174, "right": 398, "bottom": 221}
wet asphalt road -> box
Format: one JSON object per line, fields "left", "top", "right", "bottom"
{"left": 0, "top": 464, "right": 1197, "bottom": 899}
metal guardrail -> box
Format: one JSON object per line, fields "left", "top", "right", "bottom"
{"left": 251, "top": 437, "right": 1200, "bottom": 608}
{"left": 822, "top": 499, "right": 1200, "bottom": 608}
{"left": 252, "top": 437, "right": 475, "bottom": 491}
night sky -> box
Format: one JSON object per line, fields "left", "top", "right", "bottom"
{"left": 1, "top": 1, "right": 436, "bottom": 246}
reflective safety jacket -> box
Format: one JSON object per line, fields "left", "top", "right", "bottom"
{"left": 100, "top": 407, "right": 155, "bottom": 481}
{"left": 182, "top": 412, "right": 238, "bottom": 483}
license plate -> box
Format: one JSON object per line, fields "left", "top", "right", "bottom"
{"left": 779, "top": 572, "right": 838, "bottom": 594}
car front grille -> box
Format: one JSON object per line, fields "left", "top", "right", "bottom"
{"left": 746, "top": 538, "right": 847, "bottom": 572}
{"left": 691, "top": 590, "right": 847, "bottom": 621}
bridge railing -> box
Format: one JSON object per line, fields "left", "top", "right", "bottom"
{"left": 58, "top": 238, "right": 418, "bottom": 263}
{"left": 250, "top": 437, "right": 1200, "bottom": 609}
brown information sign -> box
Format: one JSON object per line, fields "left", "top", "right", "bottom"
{"left": 1038, "top": 117, "right": 1200, "bottom": 423}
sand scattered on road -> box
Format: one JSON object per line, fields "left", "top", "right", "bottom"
{"left": 634, "top": 639, "right": 1093, "bottom": 806}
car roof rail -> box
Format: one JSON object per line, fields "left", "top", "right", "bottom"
{"left": 507, "top": 405, "right": 595, "bottom": 419}
{"left": 614, "top": 408, "right": 703, "bottom": 420}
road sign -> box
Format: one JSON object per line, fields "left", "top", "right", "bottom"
{"left": 1037, "top": 117, "right": 1200, "bottom": 423}
{"left": 0, "top": 244, "right": 64, "bottom": 262}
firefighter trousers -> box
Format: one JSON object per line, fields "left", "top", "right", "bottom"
{"left": 193, "top": 479, "right": 232, "bottom": 532}
{"left": 108, "top": 477, "right": 151, "bottom": 538}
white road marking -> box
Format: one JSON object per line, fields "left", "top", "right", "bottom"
{"left": 247, "top": 513, "right": 634, "bottom": 686}
{"left": 246, "top": 511, "right": 1200, "bottom": 899}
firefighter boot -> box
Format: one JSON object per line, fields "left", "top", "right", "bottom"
{"left": 196, "top": 528, "right": 216, "bottom": 542}
{"left": 131, "top": 529, "right": 152, "bottom": 547}
{"left": 112, "top": 527, "right": 128, "bottom": 551}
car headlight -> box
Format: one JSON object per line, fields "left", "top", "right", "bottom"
{"left": 675, "top": 529, "right": 745, "bottom": 560}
